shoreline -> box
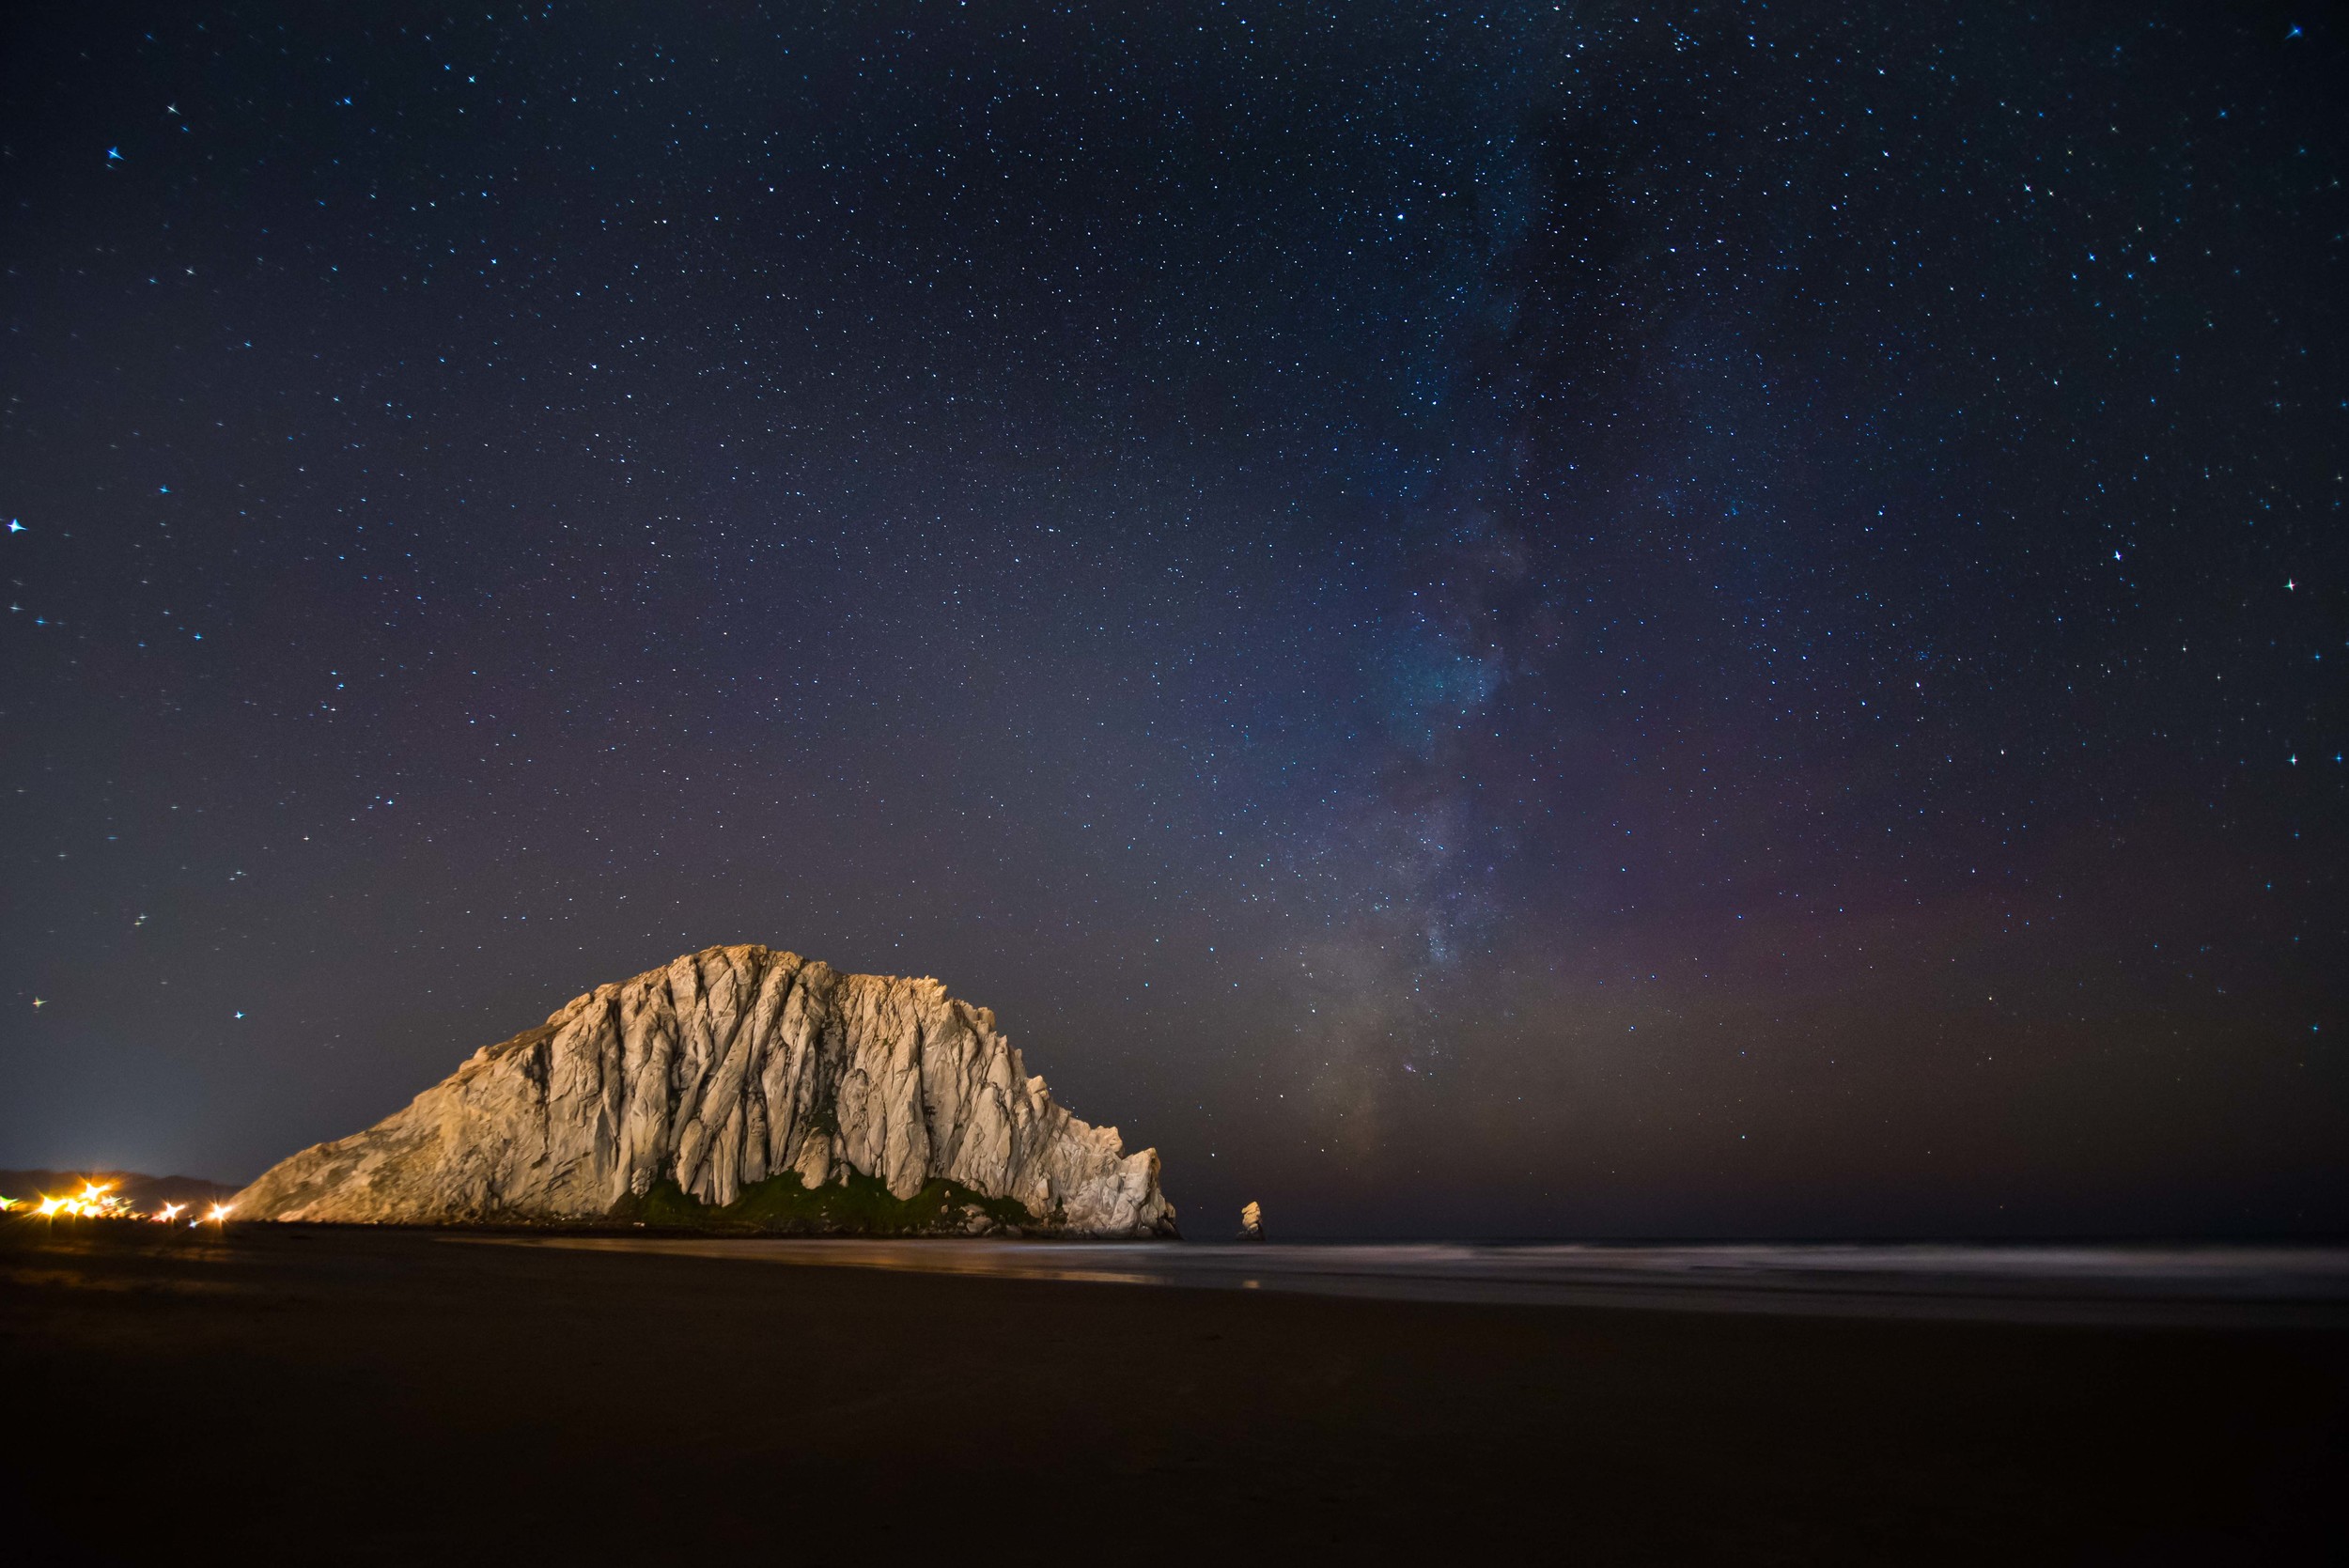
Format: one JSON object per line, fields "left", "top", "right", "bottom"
{"left": 7, "top": 1221, "right": 2342, "bottom": 1560}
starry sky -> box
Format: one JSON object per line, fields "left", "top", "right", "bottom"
{"left": 3, "top": 3, "right": 2342, "bottom": 1237}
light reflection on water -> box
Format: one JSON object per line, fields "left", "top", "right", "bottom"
{"left": 497, "top": 1236, "right": 2349, "bottom": 1327}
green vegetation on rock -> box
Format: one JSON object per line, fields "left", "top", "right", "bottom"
{"left": 606, "top": 1170, "right": 1034, "bottom": 1234}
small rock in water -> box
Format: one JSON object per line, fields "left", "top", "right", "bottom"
{"left": 1237, "top": 1200, "right": 1265, "bottom": 1241}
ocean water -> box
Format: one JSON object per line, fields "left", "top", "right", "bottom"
{"left": 507, "top": 1236, "right": 2349, "bottom": 1327}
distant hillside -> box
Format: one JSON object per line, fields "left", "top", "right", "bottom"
{"left": 0, "top": 1170, "right": 237, "bottom": 1211}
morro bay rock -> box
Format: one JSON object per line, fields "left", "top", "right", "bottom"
{"left": 234, "top": 945, "right": 1176, "bottom": 1236}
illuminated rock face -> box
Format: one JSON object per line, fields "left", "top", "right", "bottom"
{"left": 234, "top": 945, "right": 1177, "bottom": 1237}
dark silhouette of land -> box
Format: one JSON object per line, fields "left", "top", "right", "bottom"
{"left": 2, "top": 1220, "right": 2341, "bottom": 1563}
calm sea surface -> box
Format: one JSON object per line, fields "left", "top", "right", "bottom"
{"left": 493, "top": 1236, "right": 2349, "bottom": 1327}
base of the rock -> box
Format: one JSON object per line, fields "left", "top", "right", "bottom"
{"left": 606, "top": 1170, "right": 1047, "bottom": 1235}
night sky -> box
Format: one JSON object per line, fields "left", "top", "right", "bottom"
{"left": 4, "top": 3, "right": 2342, "bottom": 1237}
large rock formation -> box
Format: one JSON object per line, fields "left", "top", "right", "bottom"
{"left": 234, "top": 945, "right": 1176, "bottom": 1236}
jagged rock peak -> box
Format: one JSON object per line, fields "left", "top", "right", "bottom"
{"left": 234, "top": 944, "right": 1177, "bottom": 1237}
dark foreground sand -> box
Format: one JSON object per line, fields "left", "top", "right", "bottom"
{"left": 3, "top": 1223, "right": 2342, "bottom": 1563}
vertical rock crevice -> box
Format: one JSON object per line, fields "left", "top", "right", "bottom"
{"left": 234, "top": 944, "right": 1177, "bottom": 1237}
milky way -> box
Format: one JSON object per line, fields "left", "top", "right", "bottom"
{"left": 3, "top": 4, "right": 2341, "bottom": 1235}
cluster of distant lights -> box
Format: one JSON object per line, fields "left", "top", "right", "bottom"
{"left": 0, "top": 1180, "right": 232, "bottom": 1226}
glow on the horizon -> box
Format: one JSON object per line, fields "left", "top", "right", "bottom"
{"left": 4, "top": 1180, "right": 228, "bottom": 1223}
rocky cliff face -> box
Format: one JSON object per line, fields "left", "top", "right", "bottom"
{"left": 234, "top": 945, "right": 1175, "bottom": 1236}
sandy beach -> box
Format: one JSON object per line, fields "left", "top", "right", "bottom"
{"left": 4, "top": 1221, "right": 2341, "bottom": 1562}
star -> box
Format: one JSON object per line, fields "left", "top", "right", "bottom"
{"left": 0, "top": 0, "right": 2337, "bottom": 1252}
{"left": 30, "top": 998, "right": 45, "bottom": 1009}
